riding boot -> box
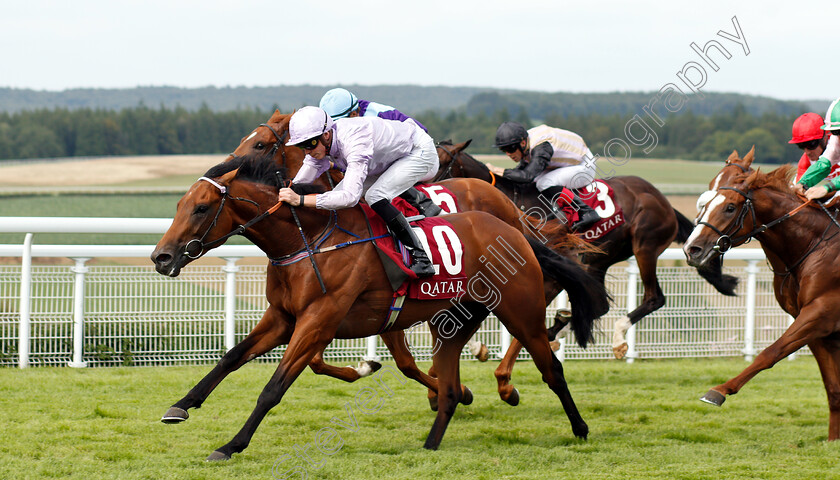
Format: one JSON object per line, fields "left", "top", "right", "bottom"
{"left": 399, "top": 187, "right": 442, "bottom": 217}
{"left": 371, "top": 199, "right": 436, "bottom": 278}
{"left": 569, "top": 194, "right": 601, "bottom": 232}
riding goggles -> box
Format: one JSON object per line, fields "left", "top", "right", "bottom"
{"left": 797, "top": 139, "right": 822, "bottom": 150}
{"left": 499, "top": 144, "right": 519, "bottom": 154}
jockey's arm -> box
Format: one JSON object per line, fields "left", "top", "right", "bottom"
{"left": 502, "top": 142, "right": 552, "bottom": 183}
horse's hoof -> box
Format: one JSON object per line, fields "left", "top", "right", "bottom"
{"left": 429, "top": 395, "right": 438, "bottom": 412}
{"left": 549, "top": 340, "right": 561, "bottom": 352}
{"left": 573, "top": 422, "right": 589, "bottom": 440}
{"left": 161, "top": 407, "right": 189, "bottom": 423}
{"left": 700, "top": 389, "right": 726, "bottom": 406}
{"left": 502, "top": 388, "right": 520, "bottom": 407}
{"left": 613, "top": 342, "right": 628, "bottom": 360}
{"left": 468, "top": 340, "right": 489, "bottom": 362}
{"left": 461, "top": 386, "right": 473, "bottom": 406}
{"left": 557, "top": 309, "right": 572, "bottom": 319}
{"left": 206, "top": 450, "right": 230, "bottom": 461}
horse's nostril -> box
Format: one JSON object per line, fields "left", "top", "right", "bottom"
{"left": 156, "top": 253, "right": 172, "bottom": 265}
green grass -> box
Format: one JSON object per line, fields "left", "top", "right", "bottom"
{"left": 0, "top": 358, "right": 836, "bottom": 479}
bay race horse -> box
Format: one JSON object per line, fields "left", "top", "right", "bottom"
{"left": 683, "top": 155, "right": 840, "bottom": 441}
{"left": 228, "top": 110, "right": 608, "bottom": 409}
{"left": 151, "top": 152, "right": 611, "bottom": 459}
{"left": 435, "top": 139, "right": 739, "bottom": 359}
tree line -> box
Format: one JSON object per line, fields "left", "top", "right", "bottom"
{"left": 0, "top": 102, "right": 807, "bottom": 164}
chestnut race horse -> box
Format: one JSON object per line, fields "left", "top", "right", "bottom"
{"left": 435, "top": 139, "right": 739, "bottom": 359}
{"left": 229, "top": 111, "right": 607, "bottom": 409}
{"left": 683, "top": 155, "right": 840, "bottom": 440}
{"left": 152, "top": 152, "right": 611, "bottom": 459}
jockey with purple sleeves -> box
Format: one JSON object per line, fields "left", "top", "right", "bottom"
{"left": 320, "top": 87, "right": 428, "bottom": 132}
{"left": 277, "top": 106, "right": 437, "bottom": 277}
{"left": 319, "top": 88, "right": 440, "bottom": 217}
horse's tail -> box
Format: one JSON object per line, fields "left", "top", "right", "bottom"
{"left": 520, "top": 214, "right": 604, "bottom": 257}
{"left": 527, "top": 237, "right": 611, "bottom": 348}
{"left": 673, "top": 208, "right": 739, "bottom": 296}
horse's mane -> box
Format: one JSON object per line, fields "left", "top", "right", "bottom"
{"left": 732, "top": 164, "right": 795, "bottom": 194}
{"left": 203, "top": 152, "right": 326, "bottom": 195}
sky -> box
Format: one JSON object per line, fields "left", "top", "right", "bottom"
{"left": 2, "top": 0, "right": 837, "bottom": 102}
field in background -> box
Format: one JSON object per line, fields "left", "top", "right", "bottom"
{"left": 0, "top": 359, "right": 836, "bottom": 480}
{"left": 0, "top": 154, "right": 780, "bottom": 245}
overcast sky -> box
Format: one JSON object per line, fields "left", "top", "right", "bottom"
{"left": 2, "top": 0, "right": 836, "bottom": 102}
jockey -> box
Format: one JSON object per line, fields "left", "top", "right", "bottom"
{"left": 319, "top": 87, "right": 428, "bottom": 132}
{"left": 278, "top": 106, "right": 437, "bottom": 277}
{"left": 486, "top": 122, "right": 600, "bottom": 232}
{"left": 790, "top": 112, "right": 835, "bottom": 183}
{"left": 795, "top": 98, "right": 840, "bottom": 200}
{"left": 319, "top": 88, "right": 440, "bottom": 217}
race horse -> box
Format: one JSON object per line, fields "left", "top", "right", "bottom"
{"left": 151, "top": 152, "right": 611, "bottom": 459}
{"left": 227, "top": 110, "right": 607, "bottom": 409}
{"left": 684, "top": 152, "right": 840, "bottom": 440}
{"left": 435, "top": 139, "right": 739, "bottom": 359}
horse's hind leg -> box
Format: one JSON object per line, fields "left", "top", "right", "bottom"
{"left": 163, "top": 306, "right": 292, "bottom": 422}
{"left": 423, "top": 330, "right": 473, "bottom": 450}
{"left": 806, "top": 339, "right": 840, "bottom": 440}
{"left": 496, "top": 305, "right": 588, "bottom": 439}
{"left": 494, "top": 338, "right": 524, "bottom": 406}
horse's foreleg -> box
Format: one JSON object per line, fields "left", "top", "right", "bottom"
{"left": 209, "top": 324, "right": 334, "bottom": 461}
{"left": 702, "top": 309, "right": 827, "bottom": 406}
{"left": 614, "top": 252, "right": 664, "bottom": 359}
{"left": 423, "top": 337, "right": 468, "bottom": 450}
{"left": 308, "top": 349, "right": 381, "bottom": 382}
{"left": 803, "top": 339, "right": 840, "bottom": 440}
{"left": 163, "top": 306, "right": 292, "bottom": 422}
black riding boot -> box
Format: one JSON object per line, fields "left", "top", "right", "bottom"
{"left": 371, "top": 199, "right": 436, "bottom": 278}
{"left": 399, "top": 187, "right": 442, "bottom": 217}
{"left": 569, "top": 194, "right": 601, "bottom": 232}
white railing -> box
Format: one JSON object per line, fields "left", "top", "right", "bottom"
{"left": 0, "top": 217, "right": 795, "bottom": 368}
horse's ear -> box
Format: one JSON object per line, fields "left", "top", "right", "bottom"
{"left": 463, "top": 139, "right": 472, "bottom": 150}
{"left": 742, "top": 146, "right": 755, "bottom": 167}
{"left": 726, "top": 150, "right": 740, "bottom": 164}
{"left": 744, "top": 168, "right": 760, "bottom": 188}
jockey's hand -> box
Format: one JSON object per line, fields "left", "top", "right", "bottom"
{"left": 278, "top": 187, "right": 302, "bottom": 206}
{"left": 485, "top": 163, "right": 505, "bottom": 176}
{"left": 804, "top": 185, "right": 831, "bottom": 201}
{"left": 792, "top": 182, "right": 806, "bottom": 196}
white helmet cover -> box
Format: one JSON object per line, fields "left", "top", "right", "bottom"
{"left": 286, "top": 106, "right": 335, "bottom": 146}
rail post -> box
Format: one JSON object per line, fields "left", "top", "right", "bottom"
{"left": 18, "top": 233, "right": 33, "bottom": 368}
{"left": 743, "top": 260, "right": 758, "bottom": 361}
{"left": 68, "top": 257, "right": 90, "bottom": 368}
{"left": 222, "top": 258, "right": 240, "bottom": 352}
{"left": 625, "top": 258, "right": 639, "bottom": 363}
{"left": 364, "top": 336, "right": 380, "bottom": 361}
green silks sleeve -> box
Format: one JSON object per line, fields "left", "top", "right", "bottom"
{"left": 797, "top": 156, "right": 832, "bottom": 188}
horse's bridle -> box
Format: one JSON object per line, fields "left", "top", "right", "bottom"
{"left": 259, "top": 123, "right": 289, "bottom": 166}
{"left": 433, "top": 143, "right": 458, "bottom": 182}
{"left": 183, "top": 177, "right": 276, "bottom": 259}
{"left": 698, "top": 185, "right": 814, "bottom": 254}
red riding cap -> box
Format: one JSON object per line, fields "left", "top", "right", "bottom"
{"left": 789, "top": 112, "right": 826, "bottom": 144}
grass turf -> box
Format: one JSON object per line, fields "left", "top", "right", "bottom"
{"left": 0, "top": 358, "right": 837, "bottom": 479}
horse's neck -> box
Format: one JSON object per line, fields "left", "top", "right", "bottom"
{"left": 752, "top": 189, "right": 829, "bottom": 269}
{"left": 459, "top": 155, "right": 493, "bottom": 183}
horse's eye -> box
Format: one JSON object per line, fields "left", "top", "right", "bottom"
{"left": 255, "top": 142, "right": 265, "bottom": 150}
{"left": 194, "top": 204, "right": 210, "bottom": 215}
{"left": 725, "top": 204, "right": 736, "bottom": 213}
